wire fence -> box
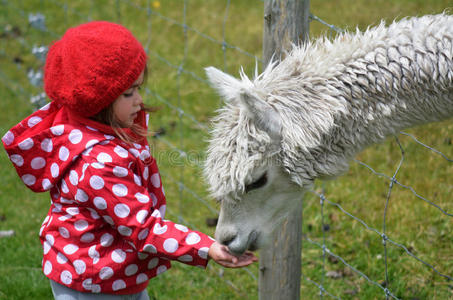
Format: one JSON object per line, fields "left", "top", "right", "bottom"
{"left": 1, "top": 1, "right": 451, "bottom": 299}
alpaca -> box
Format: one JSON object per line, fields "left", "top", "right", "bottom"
{"left": 203, "top": 13, "right": 453, "bottom": 255}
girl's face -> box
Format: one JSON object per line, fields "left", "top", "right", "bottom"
{"left": 112, "top": 70, "right": 145, "bottom": 127}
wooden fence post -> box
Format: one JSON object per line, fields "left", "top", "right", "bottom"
{"left": 259, "top": 1, "right": 310, "bottom": 300}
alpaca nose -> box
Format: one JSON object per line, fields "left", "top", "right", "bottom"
{"left": 215, "top": 227, "right": 238, "bottom": 247}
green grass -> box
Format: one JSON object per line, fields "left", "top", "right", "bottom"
{"left": 0, "top": 0, "right": 452, "bottom": 299}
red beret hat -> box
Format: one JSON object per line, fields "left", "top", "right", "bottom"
{"left": 44, "top": 21, "right": 147, "bottom": 117}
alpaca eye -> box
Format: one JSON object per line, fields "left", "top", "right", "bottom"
{"left": 245, "top": 173, "right": 267, "bottom": 193}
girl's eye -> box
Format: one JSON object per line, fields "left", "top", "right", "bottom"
{"left": 123, "top": 91, "right": 134, "bottom": 97}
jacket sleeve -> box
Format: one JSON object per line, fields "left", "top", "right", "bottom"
{"left": 67, "top": 148, "right": 215, "bottom": 267}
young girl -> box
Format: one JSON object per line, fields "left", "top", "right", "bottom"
{"left": 2, "top": 21, "right": 256, "bottom": 299}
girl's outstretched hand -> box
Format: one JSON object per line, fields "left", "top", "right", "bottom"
{"left": 208, "top": 241, "right": 258, "bottom": 268}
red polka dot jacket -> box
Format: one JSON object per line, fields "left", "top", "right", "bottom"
{"left": 2, "top": 102, "right": 215, "bottom": 294}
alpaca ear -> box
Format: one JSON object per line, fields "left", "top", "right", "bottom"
{"left": 239, "top": 90, "right": 282, "bottom": 140}
{"left": 205, "top": 67, "right": 243, "bottom": 102}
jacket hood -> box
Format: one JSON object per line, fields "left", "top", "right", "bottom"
{"left": 2, "top": 101, "right": 147, "bottom": 193}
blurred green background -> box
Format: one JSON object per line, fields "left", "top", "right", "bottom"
{"left": 0, "top": 1, "right": 452, "bottom": 299}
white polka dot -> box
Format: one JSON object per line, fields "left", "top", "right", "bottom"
{"left": 133, "top": 174, "right": 142, "bottom": 186}
{"left": 139, "top": 150, "right": 150, "bottom": 162}
{"left": 86, "top": 126, "right": 98, "bottom": 131}
{"left": 151, "top": 210, "right": 161, "bottom": 218}
{"left": 136, "top": 273, "right": 148, "bottom": 284}
{"left": 175, "top": 224, "right": 189, "bottom": 232}
{"left": 52, "top": 203, "right": 62, "bottom": 213}
{"left": 63, "top": 244, "right": 78, "bottom": 255}
{"left": 73, "top": 260, "right": 86, "bottom": 275}
{"left": 129, "top": 148, "right": 140, "bottom": 157}
{"left": 91, "top": 162, "right": 104, "bottom": 169}
{"left": 93, "top": 197, "right": 107, "bottom": 210}
{"left": 74, "top": 220, "right": 88, "bottom": 232}
{"left": 163, "top": 238, "right": 178, "bottom": 253}
{"left": 22, "top": 174, "right": 36, "bottom": 186}
{"left": 10, "top": 154, "right": 24, "bottom": 166}
{"left": 143, "top": 167, "right": 149, "bottom": 180}
{"left": 18, "top": 138, "right": 34, "bottom": 150}
{"left": 85, "top": 139, "right": 99, "bottom": 149}
{"left": 99, "top": 266, "right": 114, "bottom": 280}
{"left": 113, "top": 166, "right": 128, "bottom": 178}
{"left": 41, "top": 138, "right": 53, "bottom": 152}
{"left": 43, "top": 260, "right": 52, "bottom": 275}
{"left": 88, "top": 246, "right": 100, "bottom": 264}
{"left": 80, "top": 233, "right": 94, "bottom": 243}
{"left": 87, "top": 208, "right": 100, "bottom": 219}
{"left": 31, "top": 157, "right": 46, "bottom": 169}
{"left": 114, "top": 203, "right": 130, "bottom": 218}
{"left": 27, "top": 116, "right": 42, "bottom": 128}
{"left": 111, "top": 249, "right": 127, "bottom": 264}
{"left": 60, "top": 270, "right": 72, "bottom": 285}
{"left": 112, "top": 279, "right": 126, "bottom": 291}
{"left": 2, "top": 131, "right": 14, "bottom": 145}
{"left": 43, "top": 240, "right": 52, "bottom": 254}
{"left": 100, "top": 233, "right": 114, "bottom": 247}
{"left": 91, "top": 284, "right": 101, "bottom": 293}
{"left": 103, "top": 216, "right": 114, "bottom": 225}
{"left": 66, "top": 207, "right": 79, "bottom": 216}
{"left": 186, "top": 232, "right": 201, "bottom": 245}
{"left": 135, "top": 193, "right": 149, "bottom": 203}
{"left": 148, "top": 258, "right": 159, "bottom": 269}
{"left": 58, "top": 214, "right": 72, "bottom": 222}
{"left": 198, "top": 247, "right": 209, "bottom": 259}
{"left": 136, "top": 210, "right": 148, "bottom": 224}
{"left": 158, "top": 205, "right": 166, "bottom": 217}
{"left": 75, "top": 189, "right": 89, "bottom": 202}
{"left": 59, "top": 227, "right": 70, "bottom": 238}
{"left": 50, "top": 125, "right": 64, "bottom": 136}
{"left": 157, "top": 265, "right": 167, "bottom": 275}
{"left": 114, "top": 146, "right": 128, "bottom": 158}
{"left": 138, "top": 252, "right": 148, "bottom": 260}
{"left": 112, "top": 184, "right": 128, "bottom": 197}
{"left": 89, "top": 176, "right": 104, "bottom": 190}
{"left": 138, "top": 228, "right": 149, "bottom": 240}
{"left": 45, "top": 233, "right": 54, "bottom": 245}
{"left": 153, "top": 223, "right": 167, "bottom": 235}
{"left": 40, "top": 103, "right": 50, "bottom": 110}
{"left": 125, "top": 264, "right": 138, "bottom": 276}
{"left": 69, "top": 170, "right": 78, "bottom": 186}
{"left": 97, "top": 153, "right": 112, "bottom": 163}
{"left": 118, "top": 226, "right": 132, "bottom": 236}
{"left": 51, "top": 163, "right": 59, "bottom": 178}
{"left": 150, "top": 193, "right": 158, "bottom": 206}
{"left": 42, "top": 178, "right": 52, "bottom": 190}
{"left": 143, "top": 244, "right": 157, "bottom": 254}
{"left": 82, "top": 278, "right": 92, "bottom": 291}
{"left": 150, "top": 173, "right": 161, "bottom": 188}
{"left": 68, "top": 129, "right": 83, "bottom": 144}
{"left": 57, "top": 252, "right": 68, "bottom": 264}
{"left": 59, "top": 146, "right": 69, "bottom": 161}
{"left": 178, "top": 255, "right": 193, "bottom": 262}
{"left": 61, "top": 180, "right": 69, "bottom": 194}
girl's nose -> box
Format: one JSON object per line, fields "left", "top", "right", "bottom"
{"left": 135, "top": 93, "right": 143, "bottom": 105}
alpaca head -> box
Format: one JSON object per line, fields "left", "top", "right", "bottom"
{"left": 204, "top": 66, "right": 312, "bottom": 254}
